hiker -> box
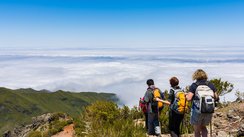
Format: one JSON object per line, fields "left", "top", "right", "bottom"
{"left": 186, "top": 69, "right": 219, "bottom": 137}
{"left": 142, "top": 79, "right": 164, "bottom": 136}
{"left": 168, "top": 77, "right": 186, "bottom": 137}
{"left": 156, "top": 77, "right": 187, "bottom": 137}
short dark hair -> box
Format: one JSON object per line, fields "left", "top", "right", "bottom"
{"left": 170, "top": 77, "right": 179, "bottom": 87}
{"left": 146, "top": 79, "right": 154, "bottom": 86}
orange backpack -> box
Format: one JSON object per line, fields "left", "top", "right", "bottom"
{"left": 153, "top": 88, "right": 164, "bottom": 109}
{"left": 171, "top": 89, "right": 189, "bottom": 114}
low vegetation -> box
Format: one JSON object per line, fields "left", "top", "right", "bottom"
{"left": 75, "top": 101, "right": 146, "bottom": 137}
{"left": 73, "top": 78, "right": 237, "bottom": 136}
{"left": 2, "top": 78, "right": 241, "bottom": 136}
{"left": 0, "top": 87, "right": 117, "bottom": 135}
{"left": 27, "top": 112, "right": 73, "bottom": 137}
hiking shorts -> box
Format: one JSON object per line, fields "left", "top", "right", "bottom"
{"left": 190, "top": 109, "right": 212, "bottom": 126}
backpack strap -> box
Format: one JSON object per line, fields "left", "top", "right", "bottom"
{"left": 170, "top": 87, "right": 183, "bottom": 104}
{"left": 147, "top": 87, "right": 158, "bottom": 103}
{"left": 171, "top": 87, "right": 183, "bottom": 95}
{"left": 193, "top": 82, "right": 201, "bottom": 109}
{"left": 195, "top": 80, "right": 209, "bottom": 86}
{"left": 168, "top": 88, "right": 175, "bottom": 105}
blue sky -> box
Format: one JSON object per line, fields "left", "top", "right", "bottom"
{"left": 0, "top": 0, "right": 244, "bottom": 48}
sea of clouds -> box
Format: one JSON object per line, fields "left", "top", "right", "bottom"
{"left": 0, "top": 46, "right": 243, "bottom": 107}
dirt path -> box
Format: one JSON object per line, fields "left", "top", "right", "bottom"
{"left": 52, "top": 124, "right": 74, "bottom": 137}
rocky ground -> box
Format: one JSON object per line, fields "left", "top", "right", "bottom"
{"left": 212, "top": 101, "right": 244, "bottom": 137}
{"left": 51, "top": 124, "right": 74, "bottom": 137}
{"left": 4, "top": 113, "right": 53, "bottom": 137}
{"left": 144, "top": 101, "right": 244, "bottom": 137}
{"left": 3, "top": 101, "right": 243, "bottom": 137}
{"left": 3, "top": 113, "right": 73, "bottom": 137}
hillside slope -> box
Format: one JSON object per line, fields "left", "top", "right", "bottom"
{"left": 0, "top": 87, "right": 118, "bottom": 135}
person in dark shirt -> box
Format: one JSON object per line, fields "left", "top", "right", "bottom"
{"left": 186, "top": 69, "right": 219, "bottom": 137}
{"left": 143, "top": 79, "right": 161, "bottom": 136}
{"left": 168, "top": 77, "right": 184, "bottom": 137}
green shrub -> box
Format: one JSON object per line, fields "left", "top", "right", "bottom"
{"left": 85, "top": 101, "right": 120, "bottom": 124}
{"left": 79, "top": 101, "right": 146, "bottom": 137}
{"left": 48, "top": 128, "right": 59, "bottom": 135}
{"left": 49, "top": 112, "right": 66, "bottom": 122}
{"left": 28, "top": 131, "right": 42, "bottom": 137}
{"left": 45, "top": 113, "right": 72, "bottom": 136}
{"left": 210, "top": 78, "right": 234, "bottom": 96}
{"left": 74, "top": 116, "right": 87, "bottom": 137}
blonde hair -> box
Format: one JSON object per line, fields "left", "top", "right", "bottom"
{"left": 192, "top": 69, "right": 208, "bottom": 81}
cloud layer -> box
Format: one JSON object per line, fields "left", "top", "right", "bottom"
{"left": 0, "top": 46, "right": 243, "bottom": 107}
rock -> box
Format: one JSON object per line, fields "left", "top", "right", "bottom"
{"left": 227, "top": 109, "right": 235, "bottom": 119}
{"left": 231, "top": 129, "right": 239, "bottom": 134}
{"left": 214, "top": 122, "right": 220, "bottom": 128}
{"left": 237, "top": 124, "right": 244, "bottom": 137}
{"left": 213, "top": 119, "right": 223, "bottom": 128}
{"left": 216, "top": 112, "right": 223, "bottom": 117}
{"left": 0, "top": 105, "right": 5, "bottom": 111}
{"left": 237, "top": 130, "right": 244, "bottom": 137}
{"left": 32, "top": 113, "right": 51, "bottom": 124}
{"left": 217, "top": 131, "right": 228, "bottom": 137}
{"left": 3, "top": 131, "right": 11, "bottom": 137}
{"left": 241, "top": 124, "right": 244, "bottom": 131}
{"left": 233, "top": 115, "right": 241, "bottom": 120}
{"left": 4, "top": 113, "right": 54, "bottom": 137}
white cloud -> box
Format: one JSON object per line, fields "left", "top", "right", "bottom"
{"left": 0, "top": 47, "right": 243, "bottom": 107}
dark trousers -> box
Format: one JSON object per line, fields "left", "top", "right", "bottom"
{"left": 169, "top": 110, "right": 184, "bottom": 136}
{"left": 148, "top": 112, "right": 160, "bottom": 135}
{"left": 144, "top": 112, "right": 148, "bottom": 130}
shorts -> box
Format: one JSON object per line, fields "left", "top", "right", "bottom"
{"left": 190, "top": 109, "right": 212, "bottom": 126}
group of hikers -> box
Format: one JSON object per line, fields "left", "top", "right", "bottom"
{"left": 139, "top": 69, "right": 219, "bottom": 137}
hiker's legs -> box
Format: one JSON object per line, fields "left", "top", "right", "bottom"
{"left": 193, "top": 125, "right": 201, "bottom": 137}
{"left": 169, "top": 110, "right": 184, "bottom": 137}
{"left": 199, "top": 113, "right": 212, "bottom": 137}
{"left": 201, "top": 114, "right": 212, "bottom": 137}
{"left": 145, "top": 112, "right": 148, "bottom": 130}
{"left": 174, "top": 113, "right": 184, "bottom": 136}
{"left": 153, "top": 112, "right": 161, "bottom": 136}
{"left": 191, "top": 109, "right": 202, "bottom": 137}
{"left": 148, "top": 113, "right": 155, "bottom": 135}
{"left": 201, "top": 125, "right": 208, "bottom": 137}
{"left": 170, "top": 131, "right": 178, "bottom": 137}
{"left": 169, "top": 110, "right": 177, "bottom": 137}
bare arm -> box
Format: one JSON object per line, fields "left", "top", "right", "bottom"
{"left": 186, "top": 92, "right": 194, "bottom": 101}
{"left": 214, "top": 92, "right": 219, "bottom": 101}
{"left": 155, "top": 98, "right": 171, "bottom": 105}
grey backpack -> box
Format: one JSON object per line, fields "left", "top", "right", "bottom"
{"left": 194, "top": 82, "right": 215, "bottom": 113}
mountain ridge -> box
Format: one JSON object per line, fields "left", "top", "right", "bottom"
{"left": 0, "top": 87, "right": 118, "bottom": 135}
